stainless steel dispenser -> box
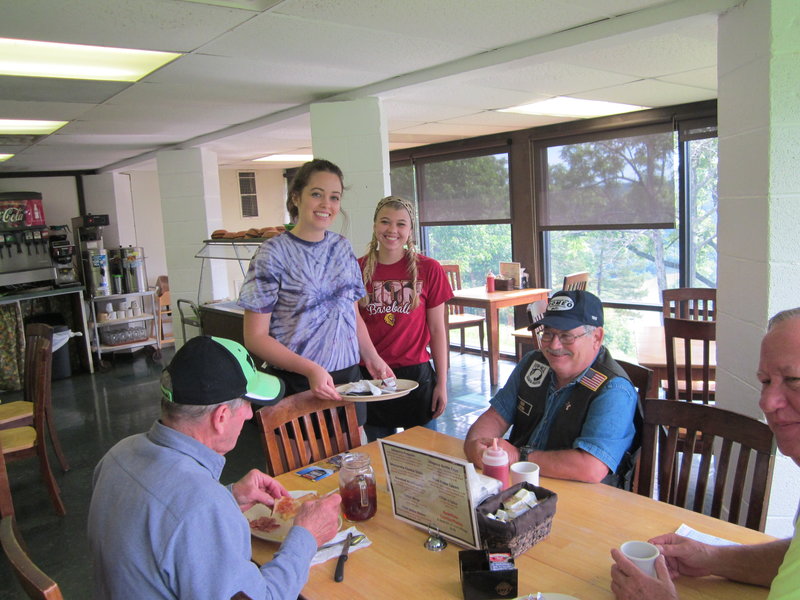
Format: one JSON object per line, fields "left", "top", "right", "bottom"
{"left": 122, "top": 246, "right": 148, "bottom": 293}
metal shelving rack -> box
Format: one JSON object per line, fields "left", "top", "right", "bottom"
{"left": 88, "top": 290, "right": 161, "bottom": 364}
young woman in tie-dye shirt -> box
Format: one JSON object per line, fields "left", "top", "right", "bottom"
{"left": 237, "top": 159, "right": 391, "bottom": 411}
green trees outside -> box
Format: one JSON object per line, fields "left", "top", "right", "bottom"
{"left": 390, "top": 134, "right": 718, "bottom": 359}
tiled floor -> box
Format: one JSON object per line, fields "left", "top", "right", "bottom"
{"left": 0, "top": 348, "right": 514, "bottom": 599}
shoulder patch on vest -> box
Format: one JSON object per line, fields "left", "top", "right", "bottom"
{"left": 524, "top": 360, "right": 550, "bottom": 388}
{"left": 580, "top": 368, "right": 608, "bottom": 391}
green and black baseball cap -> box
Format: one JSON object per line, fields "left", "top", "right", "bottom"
{"left": 161, "top": 336, "right": 284, "bottom": 406}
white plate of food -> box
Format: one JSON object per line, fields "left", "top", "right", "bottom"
{"left": 335, "top": 378, "right": 419, "bottom": 402}
{"left": 246, "top": 490, "right": 326, "bottom": 543}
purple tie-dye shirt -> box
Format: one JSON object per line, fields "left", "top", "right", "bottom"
{"left": 237, "top": 230, "right": 365, "bottom": 371}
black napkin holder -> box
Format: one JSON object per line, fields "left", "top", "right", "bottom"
{"left": 458, "top": 548, "right": 518, "bottom": 600}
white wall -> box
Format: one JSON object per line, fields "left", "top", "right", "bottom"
{"left": 215, "top": 168, "right": 287, "bottom": 300}
{"left": 0, "top": 176, "right": 79, "bottom": 227}
{"left": 128, "top": 171, "right": 167, "bottom": 287}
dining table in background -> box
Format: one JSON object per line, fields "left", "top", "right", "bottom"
{"left": 635, "top": 324, "right": 718, "bottom": 398}
{"left": 446, "top": 286, "right": 550, "bottom": 386}
{"left": 251, "top": 427, "right": 772, "bottom": 600}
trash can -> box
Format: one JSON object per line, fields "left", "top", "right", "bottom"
{"left": 25, "top": 313, "right": 72, "bottom": 380}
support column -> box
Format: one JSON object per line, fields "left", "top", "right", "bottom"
{"left": 310, "top": 97, "right": 391, "bottom": 255}
{"left": 156, "top": 148, "right": 225, "bottom": 347}
{"left": 716, "top": 0, "right": 800, "bottom": 536}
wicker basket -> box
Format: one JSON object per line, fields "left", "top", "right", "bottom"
{"left": 475, "top": 482, "right": 557, "bottom": 557}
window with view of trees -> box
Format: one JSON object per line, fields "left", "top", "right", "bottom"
{"left": 390, "top": 102, "right": 718, "bottom": 360}
{"left": 537, "top": 122, "right": 718, "bottom": 359}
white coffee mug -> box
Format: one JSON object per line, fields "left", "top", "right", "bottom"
{"left": 620, "top": 540, "right": 660, "bottom": 577}
{"left": 510, "top": 461, "right": 540, "bottom": 486}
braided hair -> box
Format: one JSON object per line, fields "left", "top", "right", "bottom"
{"left": 360, "top": 196, "right": 421, "bottom": 311}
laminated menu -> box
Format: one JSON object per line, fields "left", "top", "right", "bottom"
{"left": 379, "top": 439, "right": 481, "bottom": 549}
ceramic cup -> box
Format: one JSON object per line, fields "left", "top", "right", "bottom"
{"left": 510, "top": 461, "right": 540, "bottom": 486}
{"left": 620, "top": 540, "right": 660, "bottom": 577}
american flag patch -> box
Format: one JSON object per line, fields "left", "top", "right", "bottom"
{"left": 580, "top": 369, "right": 607, "bottom": 391}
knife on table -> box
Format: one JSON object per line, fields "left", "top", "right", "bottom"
{"left": 334, "top": 532, "right": 353, "bottom": 582}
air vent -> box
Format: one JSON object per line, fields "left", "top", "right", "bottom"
{"left": 0, "top": 134, "right": 42, "bottom": 145}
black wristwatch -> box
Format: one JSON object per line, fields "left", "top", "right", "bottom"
{"left": 518, "top": 445, "right": 534, "bottom": 462}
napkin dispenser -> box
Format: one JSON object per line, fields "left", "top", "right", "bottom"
{"left": 459, "top": 548, "right": 518, "bottom": 600}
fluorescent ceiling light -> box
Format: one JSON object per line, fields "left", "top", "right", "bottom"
{"left": 499, "top": 97, "right": 648, "bottom": 118}
{"left": 0, "top": 154, "right": 13, "bottom": 162}
{"left": 0, "top": 119, "right": 68, "bottom": 134}
{"left": 0, "top": 38, "right": 181, "bottom": 82}
{"left": 254, "top": 154, "right": 314, "bottom": 162}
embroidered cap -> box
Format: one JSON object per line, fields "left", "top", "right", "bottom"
{"left": 529, "top": 290, "right": 604, "bottom": 331}
{"left": 161, "top": 336, "right": 284, "bottom": 406}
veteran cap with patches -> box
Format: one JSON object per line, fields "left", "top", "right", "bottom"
{"left": 161, "top": 336, "right": 284, "bottom": 406}
{"left": 530, "top": 290, "right": 604, "bottom": 331}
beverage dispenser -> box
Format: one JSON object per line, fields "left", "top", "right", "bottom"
{"left": 72, "top": 214, "right": 111, "bottom": 297}
{"left": 0, "top": 192, "right": 54, "bottom": 288}
{"left": 49, "top": 225, "right": 80, "bottom": 287}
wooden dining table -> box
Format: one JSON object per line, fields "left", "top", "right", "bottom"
{"left": 446, "top": 287, "right": 550, "bottom": 386}
{"left": 635, "top": 325, "right": 717, "bottom": 398}
{"left": 251, "top": 427, "right": 772, "bottom": 600}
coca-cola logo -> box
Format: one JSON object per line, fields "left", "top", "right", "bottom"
{"left": 1, "top": 206, "right": 25, "bottom": 224}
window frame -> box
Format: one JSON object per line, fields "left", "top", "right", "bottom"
{"left": 237, "top": 171, "right": 259, "bottom": 219}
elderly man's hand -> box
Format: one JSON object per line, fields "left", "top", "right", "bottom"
{"left": 294, "top": 493, "right": 342, "bottom": 546}
{"left": 231, "top": 469, "right": 290, "bottom": 512}
{"left": 610, "top": 549, "right": 677, "bottom": 600}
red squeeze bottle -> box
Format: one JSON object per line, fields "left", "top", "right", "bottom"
{"left": 482, "top": 438, "right": 509, "bottom": 489}
{"left": 486, "top": 271, "right": 496, "bottom": 292}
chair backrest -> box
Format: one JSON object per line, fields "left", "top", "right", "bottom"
{"left": 525, "top": 299, "right": 549, "bottom": 350}
{"left": 561, "top": 271, "right": 589, "bottom": 291}
{"left": 255, "top": 392, "right": 361, "bottom": 476}
{"left": 24, "top": 324, "right": 53, "bottom": 406}
{"left": 664, "top": 317, "right": 716, "bottom": 403}
{"left": 24, "top": 325, "right": 54, "bottom": 436}
{"left": 612, "top": 360, "right": 652, "bottom": 490}
{"left": 615, "top": 360, "right": 652, "bottom": 409}
{"left": 636, "top": 399, "right": 776, "bottom": 531}
{"left": 662, "top": 287, "right": 716, "bottom": 321}
{"left": 1, "top": 516, "right": 64, "bottom": 600}
{"left": 441, "top": 264, "right": 465, "bottom": 315}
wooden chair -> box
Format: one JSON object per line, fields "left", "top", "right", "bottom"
{"left": 442, "top": 264, "right": 485, "bottom": 360}
{"left": 512, "top": 299, "right": 548, "bottom": 360}
{"left": 0, "top": 325, "right": 69, "bottom": 473}
{"left": 636, "top": 398, "right": 775, "bottom": 531}
{"left": 0, "top": 327, "right": 67, "bottom": 516}
{"left": 664, "top": 317, "right": 716, "bottom": 404}
{"left": 157, "top": 290, "right": 175, "bottom": 346}
{"left": 0, "top": 440, "right": 13, "bottom": 517}
{"left": 1, "top": 516, "right": 64, "bottom": 600}
{"left": 255, "top": 391, "right": 361, "bottom": 476}
{"left": 562, "top": 271, "right": 589, "bottom": 291}
{"left": 615, "top": 360, "right": 653, "bottom": 490}
{"left": 662, "top": 287, "right": 716, "bottom": 321}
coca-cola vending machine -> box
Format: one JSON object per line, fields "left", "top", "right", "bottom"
{"left": 0, "top": 191, "right": 54, "bottom": 288}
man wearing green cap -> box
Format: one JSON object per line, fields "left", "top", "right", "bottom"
{"left": 88, "top": 336, "right": 341, "bottom": 600}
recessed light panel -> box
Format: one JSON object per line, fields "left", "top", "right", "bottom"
{"left": 0, "top": 38, "right": 181, "bottom": 82}
{"left": 499, "top": 97, "right": 648, "bottom": 119}
{"left": 0, "top": 154, "right": 13, "bottom": 162}
{"left": 0, "top": 120, "right": 68, "bottom": 135}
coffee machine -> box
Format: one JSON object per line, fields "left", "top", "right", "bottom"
{"left": 0, "top": 192, "right": 54, "bottom": 289}
{"left": 49, "top": 225, "right": 80, "bottom": 287}
{"left": 72, "top": 214, "right": 111, "bottom": 297}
